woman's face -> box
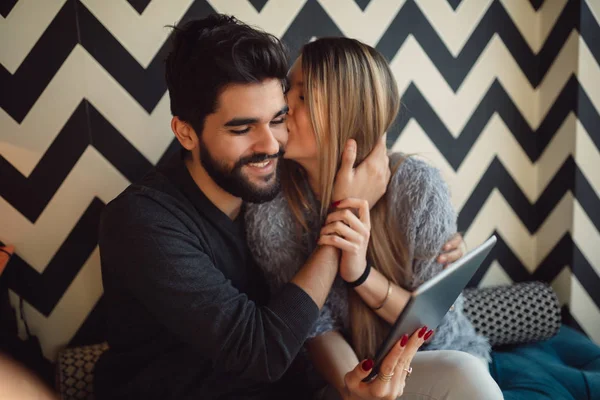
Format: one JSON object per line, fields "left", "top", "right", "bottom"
{"left": 283, "top": 57, "right": 318, "bottom": 163}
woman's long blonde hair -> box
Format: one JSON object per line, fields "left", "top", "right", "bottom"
{"left": 281, "top": 38, "right": 411, "bottom": 360}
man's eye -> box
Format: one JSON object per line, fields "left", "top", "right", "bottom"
{"left": 299, "top": 95, "right": 304, "bottom": 101}
{"left": 271, "top": 116, "right": 287, "bottom": 125}
{"left": 231, "top": 127, "right": 250, "bottom": 134}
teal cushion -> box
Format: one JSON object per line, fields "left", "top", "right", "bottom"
{"left": 490, "top": 326, "right": 600, "bottom": 399}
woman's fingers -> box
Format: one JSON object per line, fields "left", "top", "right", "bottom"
{"left": 320, "top": 221, "right": 362, "bottom": 243}
{"left": 438, "top": 233, "right": 465, "bottom": 266}
{"left": 387, "top": 327, "right": 431, "bottom": 397}
{"left": 318, "top": 234, "right": 357, "bottom": 253}
{"left": 325, "top": 209, "right": 369, "bottom": 237}
{"left": 331, "top": 198, "right": 371, "bottom": 228}
{"left": 343, "top": 359, "right": 375, "bottom": 395}
{"left": 367, "top": 334, "right": 408, "bottom": 398}
{"left": 338, "top": 139, "right": 357, "bottom": 180}
{"left": 391, "top": 363, "right": 407, "bottom": 398}
{"left": 343, "top": 326, "right": 434, "bottom": 399}
{"left": 438, "top": 248, "right": 462, "bottom": 266}
{"left": 369, "top": 135, "right": 390, "bottom": 186}
{"left": 444, "top": 233, "right": 463, "bottom": 251}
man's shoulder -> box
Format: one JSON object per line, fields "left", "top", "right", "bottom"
{"left": 101, "top": 167, "right": 190, "bottom": 232}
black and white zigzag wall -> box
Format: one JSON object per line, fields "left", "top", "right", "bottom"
{"left": 1, "top": 0, "right": 599, "bottom": 361}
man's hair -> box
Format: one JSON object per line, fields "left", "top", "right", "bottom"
{"left": 165, "top": 14, "right": 289, "bottom": 135}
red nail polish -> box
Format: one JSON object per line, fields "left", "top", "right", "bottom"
{"left": 362, "top": 359, "right": 374, "bottom": 371}
{"left": 424, "top": 330, "right": 434, "bottom": 340}
{"left": 400, "top": 334, "right": 408, "bottom": 347}
{"left": 331, "top": 200, "right": 341, "bottom": 208}
{"left": 418, "top": 326, "right": 428, "bottom": 338}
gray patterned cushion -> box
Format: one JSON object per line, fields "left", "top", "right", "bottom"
{"left": 56, "top": 342, "right": 108, "bottom": 400}
{"left": 463, "top": 281, "right": 561, "bottom": 346}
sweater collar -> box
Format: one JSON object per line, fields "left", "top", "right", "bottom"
{"left": 162, "top": 150, "right": 244, "bottom": 235}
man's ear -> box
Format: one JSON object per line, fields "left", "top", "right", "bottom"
{"left": 171, "top": 116, "right": 198, "bottom": 151}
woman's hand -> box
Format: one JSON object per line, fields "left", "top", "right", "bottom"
{"left": 318, "top": 198, "right": 370, "bottom": 283}
{"left": 333, "top": 136, "right": 390, "bottom": 209}
{"left": 342, "top": 326, "right": 433, "bottom": 399}
{"left": 437, "top": 233, "right": 466, "bottom": 267}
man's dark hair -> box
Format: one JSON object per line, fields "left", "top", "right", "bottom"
{"left": 165, "top": 14, "right": 289, "bottom": 136}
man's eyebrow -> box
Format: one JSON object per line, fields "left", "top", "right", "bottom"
{"left": 224, "top": 117, "right": 258, "bottom": 127}
{"left": 224, "top": 105, "right": 289, "bottom": 127}
{"left": 274, "top": 105, "right": 289, "bottom": 119}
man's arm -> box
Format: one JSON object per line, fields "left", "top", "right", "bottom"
{"left": 291, "top": 245, "right": 338, "bottom": 308}
{"left": 100, "top": 195, "right": 338, "bottom": 384}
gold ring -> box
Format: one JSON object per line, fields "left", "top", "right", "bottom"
{"left": 377, "top": 371, "right": 394, "bottom": 382}
{"left": 404, "top": 366, "right": 413, "bottom": 377}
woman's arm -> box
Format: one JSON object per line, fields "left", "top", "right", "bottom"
{"left": 326, "top": 156, "right": 461, "bottom": 325}
{"left": 306, "top": 331, "right": 359, "bottom": 398}
{"left": 331, "top": 239, "right": 464, "bottom": 325}
{"left": 354, "top": 267, "right": 411, "bottom": 324}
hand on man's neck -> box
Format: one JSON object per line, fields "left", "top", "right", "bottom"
{"left": 184, "top": 156, "right": 243, "bottom": 220}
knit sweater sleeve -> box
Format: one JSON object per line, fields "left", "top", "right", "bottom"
{"left": 100, "top": 191, "right": 320, "bottom": 384}
{"left": 388, "top": 155, "right": 456, "bottom": 275}
{"left": 388, "top": 154, "right": 491, "bottom": 362}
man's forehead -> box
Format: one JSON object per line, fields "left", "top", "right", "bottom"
{"left": 217, "top": 80, "right": 285, "bottom": 119}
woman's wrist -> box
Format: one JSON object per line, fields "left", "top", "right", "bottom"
{"left": 342, "top": 260, "right": 370, "bottom": 286}
{"left": 354, "top": 266, "right": 412, "bottom": 322}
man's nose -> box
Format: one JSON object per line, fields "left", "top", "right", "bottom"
{"left": 253, "top": 126, "right": 281, "bottom": 156}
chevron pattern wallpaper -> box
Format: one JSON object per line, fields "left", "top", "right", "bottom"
{"left": 1, "top": 0, "right": 599, "bottom": 362}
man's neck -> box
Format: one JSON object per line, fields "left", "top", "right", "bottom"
{"left": 184, "top": 156, "right": 243, "bottom": 220}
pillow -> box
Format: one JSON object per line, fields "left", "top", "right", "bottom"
{"left": 463, "top": 281, "right": 561, "bottom": 346}
{"left": 490, "top": 325, "right": 600, "bottom": 399}
{"left": 56, "top": 342, "right": 109, "bottom": 399}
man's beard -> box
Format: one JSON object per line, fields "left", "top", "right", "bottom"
{"left": 199, "top": 139, "right": 284, "bottom": 204}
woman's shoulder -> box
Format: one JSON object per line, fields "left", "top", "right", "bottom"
{"left": 385, "top": 153, "right": 457, "bottom": 255}
{"left": 387, "top": 153, "right": 449, "bottom": 204}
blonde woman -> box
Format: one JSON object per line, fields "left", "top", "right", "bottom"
{"left": 245, "top": 38, "right": 504, "bottom": 400}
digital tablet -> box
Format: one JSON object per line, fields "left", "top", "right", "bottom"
{"left": 364, "top": 235, "right": 497, "bottom": 382}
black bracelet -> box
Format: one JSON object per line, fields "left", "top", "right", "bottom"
{"left": 345, "top": 263, "right": 371, "bottom": 288}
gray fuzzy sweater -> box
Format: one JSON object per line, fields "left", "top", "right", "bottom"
{"left": 245, "top": 154, "right": 491, "bottom": 362}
